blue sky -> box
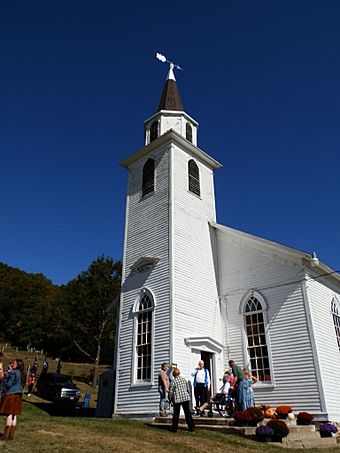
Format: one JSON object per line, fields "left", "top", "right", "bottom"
{"left": 0, "top": 1, "right": 339, "bottom": 285}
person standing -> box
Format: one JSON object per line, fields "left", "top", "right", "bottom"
{"left": 0, "top": 359, "right": 25, "bottom": 441}
{"left": 168, "top": 368, "right": 195, "bottom": 433}
{"left": 228, "top": 359, "right": 246, "bottom": 410}
{"left": 191, "top": 360, "right": 210, "bottom": 414}
{"left": 0, "top": 353, "right": 4, "bottom": 402}
{"left": 158, "top": 362, "right": 170, "bottom": 416}
{"left": 27, "top": 373, "right": 35, "bottom": 397}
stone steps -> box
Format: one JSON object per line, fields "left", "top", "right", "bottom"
{"left": 150, "top": 416, "right": 339, "bottom": 448}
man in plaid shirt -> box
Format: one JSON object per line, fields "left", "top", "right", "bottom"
{"left": 168, "top": 368, "right": 195, "bottom": 432}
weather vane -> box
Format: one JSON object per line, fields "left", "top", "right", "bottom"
{"left": 156, "top": 52, "right": 183, "bottom": 71}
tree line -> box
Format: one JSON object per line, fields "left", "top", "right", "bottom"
{"left": 0, "top": 257, "right": 121, "bottom": 372}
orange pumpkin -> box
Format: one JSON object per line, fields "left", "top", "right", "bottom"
{"left": 264, "top": 408, "right": 276, "bottom": 418}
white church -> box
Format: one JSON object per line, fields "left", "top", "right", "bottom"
{"left": 113, "top": 62, "right": 340, "bottom": 420}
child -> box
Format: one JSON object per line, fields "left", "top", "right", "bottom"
{"left": 244, "top": 369, "right": 257, "bottom": 409}
{"left": 27, "top": 373, "right": 35, "bottom": 396}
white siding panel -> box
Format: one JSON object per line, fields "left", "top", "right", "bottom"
{"left": 116, "top": 147, "right": 172, "bottom": 414}
{"left": 307, "top": 278, "right": 340, "bottom": 419}
{"left": 171, "top": 144, "right": 222, "bottom": 382}
{"left": 216, "top": 230, "right": 322, "bottom": 412}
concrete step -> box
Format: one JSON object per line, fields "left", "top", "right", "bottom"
{"left": 153, "top": 416, "right": 234, "bottom": 426}
{"left": 286, "top": 431, "right": 320, "bottom": 441}
{"left": 300, "top": 438, "right": 337, "bottom": 449}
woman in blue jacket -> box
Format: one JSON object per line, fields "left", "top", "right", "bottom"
{"left": 0, "top": 359, "right": 25, "bottom": 441}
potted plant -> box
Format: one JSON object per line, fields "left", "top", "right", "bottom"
{"left": 275, "top": 405, "right": 293, "bottom": 419}
{"left": 319, "top": 423, "right": 338, "bottom": 438}
{"left": 233, "top": 410, "right": 250, "bottom": 426}
{"left": 267, "top": 419, "right": 289, "bottom": 442}
{"left": 296, "top": 412, "right": 313, "bottom": 425}
{"left": 245, "top": 407, "right": 264, "bottom": 426}
{"left": 255, "top": 425, "right": 274, "bottom": 442}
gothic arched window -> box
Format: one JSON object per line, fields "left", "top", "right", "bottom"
{"left": 135, "top": 289, "right": 154, "bottom": 382}
{"left": 150, "top": 121, "right": 158, "bottom": 142}
{"left": 186, "top": 123, "right": 193, "bottom": 143}
{"left": 244, "top": 295, "right": 271, "bottom": 382}
{"left": 188, "top": 159, "right": 200, "bottom": 196}
{"left": 142, "top": 158, "right": 155, "bottom": 197}
{"left": 331, "top": 298, "right": 340, "bottom": 352}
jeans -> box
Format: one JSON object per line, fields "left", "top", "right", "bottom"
{"left": 159, "top": 387, "right": 169, "bottom": 414}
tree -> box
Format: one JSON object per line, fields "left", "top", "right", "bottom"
{"left": 60, "top": 256, "right": 121, "bottom": 384}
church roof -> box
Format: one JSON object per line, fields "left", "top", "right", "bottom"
{"left": 210, "top": 221, "right": 340, "bottom": 285}
{"left": 157, "top": 67, "right": 183, "bottom": 112}
{"left": 120, "top": 129, "right": 222, "bottom": 170}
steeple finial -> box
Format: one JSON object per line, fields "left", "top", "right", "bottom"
{"left": 156, "top": 53, "right": 184, "bottom": 112}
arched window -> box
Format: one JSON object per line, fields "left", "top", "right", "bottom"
{"left": 142, "top": 158, "right": 155, "bottom": 196}
{"left": 331, "top": 298, "right": 340, "bottom": 352}
{"left": 244, "top": 295, "right": 271, "bottom": 382}
{"left": 135, "top": 289, "right": 154, "bottom": 382}
{"left": 186, "top": 123, "right": 193, "bottom": 142}
{"left": 150, "top": 121, "right": 158, "bottom": 142}
{"left": 188, "top": 159, "right": 200, "bottom": 196}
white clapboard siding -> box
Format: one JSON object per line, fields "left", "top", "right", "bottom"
{"left": 115, "top": 146, "right": 172, "bottom": 414}
{"left": 216, "top": 228, "right": 322, "bottom": 413}
{"left": 171, "top": 143, "right": 223, "bottom": 381}
{"left": 306, "top": 277, "right": 340, "bottom": 419}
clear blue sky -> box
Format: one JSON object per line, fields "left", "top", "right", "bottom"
{"left": 0, "top": 1, "right": 339, "bottom": 285}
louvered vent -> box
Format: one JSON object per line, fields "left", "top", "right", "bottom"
{"left": 150, "top": 121, "right": 158, "bottom": 142}
{"left": 188, "top": 159, "right": 200, "bottom": 196}
{"left": 186, "top": 123, "right": 193, "bottom": 143}
{"left": 142, "top": 158, "right": 155, "bottom": 196}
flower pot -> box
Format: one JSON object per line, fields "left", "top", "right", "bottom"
{"left": 256, "top": 435, "right": 272, "bottom": 442}
{"left": 320, "top": 432, "right": 332, "bottom": 438}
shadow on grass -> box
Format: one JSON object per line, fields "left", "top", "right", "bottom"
{"left": 26, "top": 401, "right": 96, "bottom": 418}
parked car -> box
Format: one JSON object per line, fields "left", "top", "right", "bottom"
{"left": 37, "top": 373, "right": 81, "bottom": 404}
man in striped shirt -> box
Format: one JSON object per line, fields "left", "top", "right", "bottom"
{"left": 168, "top": 368, "right": 195, "bottom": 433}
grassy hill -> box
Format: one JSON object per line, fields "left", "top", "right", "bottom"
{"left": 1, "top": 346, "right": 111, "bottom": 408}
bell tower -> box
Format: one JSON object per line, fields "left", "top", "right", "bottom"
{"left": 114, "top": 59, "right": 223, "bottom": 416}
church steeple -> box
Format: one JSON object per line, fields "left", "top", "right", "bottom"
{"left": 157, "top": 64, "right": 184, "bottom": 112}
{"left": 144, "top": 58, "right": 198, "bottom": 146}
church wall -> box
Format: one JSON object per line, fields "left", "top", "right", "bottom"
{"left": 115, "top": 145, "right": 172, "bottom": 414}
{"left": 170, "top": 143, "right": 223, "bottom": 383}
{"left": 306, "top": 277, "right": 340, "bottom": 420}
{"left": 216, "top": 230, "right": 323, "bottom": 413}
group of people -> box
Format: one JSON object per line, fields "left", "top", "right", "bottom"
{"left": 158, "top": 358, "right": 257, "bottom": 433}
{"left": 0, "top": 353, "right": 25, "bottom": 441}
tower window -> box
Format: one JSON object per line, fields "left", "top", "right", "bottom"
{"left": 188, "top": 159, "right": 200, "bottom": 196}
{"left": 135, "top": 289, "right": 154, "bottom": 382}
{"left": 150, "top": 121, "right": 158, "bottom": 142}
{"left": 244, "top": 295, "right": 271, "bottom": 382}
{"left": 331, "top": 298, "right": 340, "bottom": 352}
{"left": 186, "top": 123, "right": 193, "bottom": 143}
{"left": 142, "top": 158, "right": 155, "bottom": 197}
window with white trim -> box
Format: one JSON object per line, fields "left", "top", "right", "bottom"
{"left": 331, "top": 298, "right": 340, "bottom": 352}
{"left": 188, "top": 159, "right": 200, "bottom": 196}
{"left": 244, "top": 296, "right": 271, "bottom": 382}
{"left": 135, "top": 290, "right": 154, "bottom": 382}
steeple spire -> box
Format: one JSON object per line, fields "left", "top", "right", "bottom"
{"left": 157, "top": 62, "right": 184, "bottom": 112}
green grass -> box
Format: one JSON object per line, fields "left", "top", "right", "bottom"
{"left": 0, "top": 403, "right": 339, "bottom": 453}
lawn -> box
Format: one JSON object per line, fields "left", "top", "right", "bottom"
{"left": 1, "top": 348, "right": 340, "bottom": 452}
{"left": 0, "top": 402, "right": 339, "bottom": 453}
